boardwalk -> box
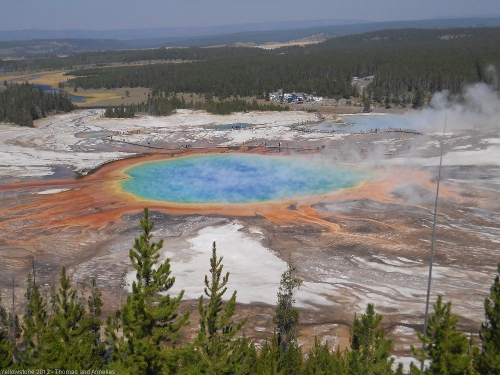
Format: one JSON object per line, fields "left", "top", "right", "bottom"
{"left": 105, "top": 137, "right": 321, "bottom": 152}
{"left": 289, "top": 126, "right": 421, "bottom": 136}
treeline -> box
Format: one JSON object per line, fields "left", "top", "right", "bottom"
{"left": 105, "top": 96, "right": 195, "bottom": 118}
{"left": 61, "top": 27, "right": 500, "bottom": 101}
{"left": 0, "top": 46, "right": 268, "bottom": 72}
{"left": 0, "top": 82, "right": 74, "bottom": 126}
{"left": 105, "top": 96, "right": 289, "bottom": 118}
{"left": 1, "top": 25, "right": 499, "bottom": 74}
{"left": 66, "top": 54, "right": 358, "bottom": 99}
{"left": 3, "top": 27, "right": 500, "bottom": 102}
{"left": 1, "top": 208, "right": 500, "bottom": 374}
{"left": 204, "top": 98, "right": 289, "bottom": 115}
{"left": 0, "top": 38, "right": 129, "bottom": 60}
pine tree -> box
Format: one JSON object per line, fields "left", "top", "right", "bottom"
{"left": 305, "top": 339, "right": 332, "bottom": 374}
{"left": 191, "top": 241, "right": 251, "bottom": 374}
{"left": 230, "top": 337, "right": 259, "bottom": 374}
{"left": 279, "top": 342, "right": 304, "bottom": 375}
{"left": 45, "top": 266, "right": 86, "bottom": 369}
{"left": 0, "top": 333, "right": 12, "bottom": 369}
{"left": 39, "top": 267, "right": 104, "bottom": 370}
{"left": 332, "top": 346, "right": 348, "bottom": 375}
{"left": 474, "top": 263, "right": 500, "bottom": 374}
{"left": 0, "top": 294, "right": 13, "bottom": 368}
{"left": 7, "top": 313, "right": 20, "bottom": 341}
{"left": 80, "top": 278, "right": 106, "bottom": 370}
{"left": 363, "top": 93, "right": 371, "bottom": 112}
{"left": 347, "top": 303, "right": 397, "bottom": 375}
{"left": 273, "top": 257, "right": 302, "bottom": 349}
{"left": 412, "top": 88, "right": 425, "bottom": 108}
{"left": 21, "top": 283, "right": 50, "bottom": 368}
{"left": 262, "top": 258, "right": 305, "bottom": 374}
{"left": 20, "top": 267, "right": 105, "bottom": 370}
{"left": 25, "top": 272, "right": 35, "bottom": 319}
{"left": 257, "top": 333, "right": 281, "bottom": 375}
{"left": 107, "top": 207, "right": 189, "bottom": 374}
{"left": 410, "top": 295, "right": 474, "bottom": 374}
{"left": 304, "top": 337, "right": 347, "bottom": 375}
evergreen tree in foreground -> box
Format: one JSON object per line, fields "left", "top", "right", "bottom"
{"left": 347, "top": 303, "right": 400, "bottom": 374}
{"left": 21, "top": 267, "right": 105, "bottom": 371}
{"left": 21, "top": 281, "right": 50, "bottom": 369}
{"left": 0, "top": 294, "right": 14, "bottom": 368}
{"left": 263, "top": 257, "right": 304, "bottom": 374}
{"left": 474, "top": 263, "right": 500, "bottom": 374}
{"left": 410, "top": 295, "right": 474, "bottom": 374}
{"left": 81, "top": 277, "right": 106, "bottom": 369}
{"left": 47, "top": 266, "right": 88, "bottom": 369}
{"left": 107, "top": 207, "right": 189, "bottom": 374}
{"left": 273, "top": 257, "right": 302, "bottom": 349}
{"left": 256, "top": 332, "right": 281, "bottom": 375}
{"left": 188, "top": 241, "right": 254, "bottom": 374}
{"left": 304, "top": 337, "right": 346, "bottom": 375}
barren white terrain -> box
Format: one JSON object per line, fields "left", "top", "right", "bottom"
{"left": 1, "top": 101, "right": 499, "bottom": 358}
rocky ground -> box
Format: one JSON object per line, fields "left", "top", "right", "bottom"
{"left": 1, "top": 107, "right": 499, "bottom": 364}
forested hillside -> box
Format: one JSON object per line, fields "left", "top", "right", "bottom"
{"left": 0, "top": 82, "right": 74, "bottom": 126}
{"left": 1, "top": 208, "right": 500, "bottom": 373}
{"left": 62, "top": 27, "right": 500, "bottom": 103}
{"left": 0, "top": 39, "right": 129, "bottom": 59}
{"left": 299, "top": 27, "right": 500, "bottom": 95}
{"left": 0, "top": 46, "right": 269, "bottom": 72}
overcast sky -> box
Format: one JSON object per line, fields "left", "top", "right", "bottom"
{"left": 3, "top": 0, "right": 500, "bottom": 30}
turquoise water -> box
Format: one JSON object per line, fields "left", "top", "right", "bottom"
{"left": 211, "top": 123, "right": 251, "bottom": 130}
{"left": 344, "top": 115, "right": 417, "bottom": 130}
{"left": 122, "top": 154, "right": 368, "bottom": 204}
{"left": 311, "top": 114, "right": 418, "bottom": 132}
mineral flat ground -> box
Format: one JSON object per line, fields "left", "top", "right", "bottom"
{"left": 1, "top": 108, "right": 500, "bottom": 357}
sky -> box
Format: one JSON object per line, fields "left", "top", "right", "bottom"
{"left": 3, "top": 0, "right": 500, "bottom": 31}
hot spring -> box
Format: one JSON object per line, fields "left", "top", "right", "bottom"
{"left": 121, "top": 154, "right": 369, "bottom": 204}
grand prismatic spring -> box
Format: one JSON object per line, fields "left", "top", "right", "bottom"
{"left": 121, "top": 154, "right": 370, "bottom": 204}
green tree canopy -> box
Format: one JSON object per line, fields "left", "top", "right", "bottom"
{"left": 347, "top": 303, "right": 398, "bottom": 375}
{"left": 186, "top": 241, "right": 254, "bottom": 374}
{"left": 0, "top": 294, "right": 13, "bottom": 369}
{"left": 411, "top": 295, "right": 474, "bottom": 375}
{"left": 474, "top": 263, "right": 500, "bottom": 374}
{"left": 106, "top": 207, "right": 189, "bottom": 374}
{"left": 273, "top": 257, "right": 303, "bottom": 349}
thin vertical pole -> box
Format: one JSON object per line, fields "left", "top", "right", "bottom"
{"left": 11, "top": 276, "right": 15, "bottom": 341}
{"left": 32, "top": 256, "right": 36, "bottom": 286}
{"left": 421, "top": 111, "right": 447, "bottom": 370}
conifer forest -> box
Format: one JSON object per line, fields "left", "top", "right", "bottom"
{"left": 0, "top": 83, "right": 74, "bottom": 127}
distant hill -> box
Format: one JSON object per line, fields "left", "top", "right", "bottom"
{"left": 1, "top": 17, "right": 500, "bottom": 58}
{"left": 148, "top": 17, "right": 500, "bottom": 48}
{"left": 0, "top": 39, "right": 128, "bottom": 58}
{"left": 0, "top": 19, "right": 365, "bottom": 42}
